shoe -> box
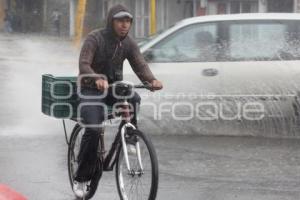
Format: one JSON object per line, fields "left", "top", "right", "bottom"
{"left": 73, "top": 180, "right": 89, "bottom": 198}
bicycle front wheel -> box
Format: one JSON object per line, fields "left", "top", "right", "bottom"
{"left": 115, "top": 129, "right": 159, "bottom": 200}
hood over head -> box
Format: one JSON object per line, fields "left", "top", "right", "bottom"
{"left": 106, "top": 4, "right": 133, "bottom": 38}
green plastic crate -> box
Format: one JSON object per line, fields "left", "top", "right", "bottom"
{"left": 42, "top": 74, "right": 78, "bottom": 119}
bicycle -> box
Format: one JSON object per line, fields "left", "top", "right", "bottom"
{"left": 65, "top": 82, "right": 159, "bottom": 200}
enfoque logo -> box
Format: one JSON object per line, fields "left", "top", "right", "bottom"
{"left": 49, "top": 77, "right": 266, "bottom": 127}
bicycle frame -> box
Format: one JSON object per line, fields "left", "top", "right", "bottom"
{"left": 65, "top": 82, "right": 151, "bottom": 174}
{"left": 100, "top": 98, "right": 144, "bottom": 174}
{"left": 120, "top": 122, "right": 144, "bottom": 173}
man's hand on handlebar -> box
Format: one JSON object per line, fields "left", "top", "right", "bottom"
{"left": 95, "top": 79, "right": 109, "bottom": 91}
{"left": 150, "top": 79, "right": 163, "bottom": 91}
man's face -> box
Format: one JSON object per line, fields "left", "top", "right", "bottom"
{"left": 113, "top": 18, "right": 132, "bottom": 37}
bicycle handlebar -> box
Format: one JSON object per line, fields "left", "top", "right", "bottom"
{"left": 133, "top": 82, "right": 152, "bottom": 90}
{"left": 106, "top": 82, "right": 153, "bottom": 91}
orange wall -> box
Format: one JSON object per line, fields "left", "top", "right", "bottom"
{"left": 0, "top": 0, "right": 6, "bottom": 30}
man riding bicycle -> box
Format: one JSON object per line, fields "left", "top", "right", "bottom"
{"left": 74, "top": 4, "right": 163, "bottom": 197}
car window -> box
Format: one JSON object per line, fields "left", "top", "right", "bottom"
{"left": 144, "top": 23, "right": 218, "bottom": 63}
{"left": 226, "top": 21, "right": 300, "bottom": 61}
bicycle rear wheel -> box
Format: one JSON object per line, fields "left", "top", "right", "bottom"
{"left": 68, "top": 124, "right": 102, "bottom": 199}
{"left": 115, "top": 129, "right": 159, "bottom": 200}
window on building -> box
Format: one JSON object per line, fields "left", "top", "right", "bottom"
{"left": 242, "top": 2, "right": 253, "bottom": 12}
{"left": 267, "top": 0, "right": 294, "bottom": 12}
{"left": 229, "top": 1, "right": 258, "bottom": 14}
{"left": 217, "top": 3, "right": 227, "bottom": 14}
{"left": 134, "top": 0, "right": 150, "bottom": 39}
{"left": 230, "top": 1, "right": 240, "bottom": 13}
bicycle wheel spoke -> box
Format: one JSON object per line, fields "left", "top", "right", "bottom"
{"left": 136, "top": 179, "right": 144, "bottom": 199}
{"left": 128, "top": 179, "right": 135, "bottom": 199}
{"left": 135, "top": 180, "right": 139, "bottom": 200}
{"left": 138, "top": 178, "right": 145, "bottom": 196}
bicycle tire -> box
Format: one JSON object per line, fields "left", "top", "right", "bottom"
{"left": 115, "top": 129, "right": 159, "bottom": 200}
{"left": 68, "top": 124, "right": 103, "bottom": 199}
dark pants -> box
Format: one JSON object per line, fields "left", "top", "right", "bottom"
{"left": 74, "top": 87, "right": 141, "bottom": 182}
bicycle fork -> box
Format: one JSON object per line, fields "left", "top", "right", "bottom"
{"left": 120, "top": 123, "right": 144, "bottom": 175}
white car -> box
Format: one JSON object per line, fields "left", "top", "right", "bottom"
{"left": 124, "top": 13, "right": 300, "bottom": 135}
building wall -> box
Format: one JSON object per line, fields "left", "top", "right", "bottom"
{"left": 296, "top": 0, "right": 300, "bottom": 12}
{"left": 165, "top": 0, "right": 193, "bottom": 29}
{"left": 156, "top": 0, "right": 167, "bottom": 32}
{"left": 155, "top": 0, "right": 194, "bottom": 35}
{"left": 43, "top": 0, "right": 70, "bottom": 35}
{"left": 207, "top": 1, "right": 218, "bottom": 14}
{"left": 205, "top": 0, "right": 260, "bottom": 15}
{"left": 267, "top": 0, "right": 294, "bottom": 12}
{"left": 75, "top": 0, "right": 300, "bottom": 39}
{"left": 78, "top": 0, "right": 192, "bottom": 39}
{"left": 258, "top": 0, "right": 267, "bottom": 12}
{"left": 83, "top": 0, "right": 104, "bottom": 35}
{"left": 17, "top": 0, "right": 44, "bottom": 33}
{"left": 0, "top": 0, "right": 69, "bottom": 35}
{"left": 103, "top": 0, "right": 193, "bottom": 38}
{"left": 0, "top": 0, "right": 6, "bottom": 31}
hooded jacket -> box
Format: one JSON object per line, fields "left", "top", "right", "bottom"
{"left": 78, "top": 4, "right": 156, "bottom": 87}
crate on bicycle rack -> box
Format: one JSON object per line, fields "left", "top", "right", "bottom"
{"left": 42, "top": 74, "right": 78, "bottom": 119}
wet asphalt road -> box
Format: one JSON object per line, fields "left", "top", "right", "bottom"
{"left": 0, "top": 33, "right": 300, "bottom": 199}
{"left": 1, "top": 134, "right": 300, "bottom": 200}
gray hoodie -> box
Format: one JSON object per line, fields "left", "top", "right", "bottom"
{"left": 78, "top": 4, "right": 156, "bottom": 87}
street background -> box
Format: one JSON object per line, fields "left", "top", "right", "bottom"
{"left": 1, "top": 0, "right": 300, "bottom": 199}
{"left": 1, "top": 0, "right": 300, "bottom": 39}
{"left": 0, "top": 33, "right": 299, "bottom": 199}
